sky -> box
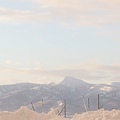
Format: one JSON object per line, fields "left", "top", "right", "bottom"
{"left": 0, "top": 0, "right": 120, "bottom": 85}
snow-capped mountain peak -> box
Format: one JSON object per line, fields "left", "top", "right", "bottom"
{"left": 60, "top": 76, "right": 89, "bottom": 87}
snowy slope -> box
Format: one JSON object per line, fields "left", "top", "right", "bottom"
{"left": 0, "top": 106, "right": 120, "bottom": 120}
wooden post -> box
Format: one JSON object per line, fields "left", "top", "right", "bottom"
{"left": 31, "top": 102, "right": 35, "bottom": 111}
{"left": 88, "top": 98, "right": 90, "bottom": 110}
{"left": 57, "top": 106, "right": 64, "bottom": 116}
{"left": 83, "top": 96, "right": 87, "bottom": 112}
{"left": 42, "top": 99, "right": 44, "bottom": 112}
{"left": 98, "top": 94, "right": 100, "bottom": 109}
{"left": 64, "top": 100, "right": 66, "bottom": 118}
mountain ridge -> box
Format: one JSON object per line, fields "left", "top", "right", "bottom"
{"left": 60, "top": 76, "right": 89, "bottom": 87}
{"left": 0, "top": 76, "right": 119, "bottom": 116}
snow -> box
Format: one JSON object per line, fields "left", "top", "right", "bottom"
{"left": 100, "top": 86, "right": 112, "bottom": 91}
{"left": 72, "top": 109, "right": 120, "bottom": 120}
{"left": 0, "top": 106, "right": 120, "bottom": 120}
{"left": 0, "top": 107, "right": 68, "bottom": 120}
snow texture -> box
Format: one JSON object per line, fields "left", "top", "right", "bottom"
{"left": 0, "top": 106, "right": 120, "bottom": 120}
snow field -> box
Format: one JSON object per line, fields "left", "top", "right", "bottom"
{"left": 72, "top": 109, "right": 120, "bottom": 120}
{"left": 0, "top": 107, "right": 119, "bottom": 120}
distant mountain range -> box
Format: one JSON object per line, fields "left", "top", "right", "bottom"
{"left": 0, "top": 76, "right": 120, "bottom": 116}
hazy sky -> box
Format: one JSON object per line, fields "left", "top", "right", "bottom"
{"left": 0, "top": 0, "right": 120, "bottom": 85}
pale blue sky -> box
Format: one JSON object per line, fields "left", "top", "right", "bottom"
{"left": 0, "top": 0, "right": 120, "bottom": 84}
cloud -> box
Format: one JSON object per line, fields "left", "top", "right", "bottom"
{"left": 10, "top": 63, "right": 120, "bottom": 84}
{"left": 0, "top": 0, "right": 120, "bottom": 26}
{"left": 99, "top": 0, "right": 120, "bottom": 5}
{"left": 5, "top": 60, "right": 12, "bottom": 65}
{"left": 0, "top": 66, "right": 15, "bottom": 72}
{"left": 0, "top": 63, "right": 120, "bottom": 84}
{"left": 0, "top": 7, "right": 50, "bottom": 24}
{"left": 27, "top": 0, "right": 120, "bottom": 26}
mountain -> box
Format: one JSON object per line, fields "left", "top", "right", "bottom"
{"left": 60, "top": 76, "right": 89, "bottom": 87}
{"left": 111, "top": 82, "right": 120, "bottom": 87}
{"left": 0, "top": 77, "right": 119, "bottom": 116}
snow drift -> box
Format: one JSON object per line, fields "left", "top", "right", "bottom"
{"left": 0, "top": 106, "right": 119, "bottom": 120}
{"left": 72, "top": 109, "right": 120, "bottom": 120}
{"left": 0, "top": 107, "right": 68, "bottom": 120}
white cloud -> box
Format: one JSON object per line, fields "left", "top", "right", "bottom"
{"left": 1, "top": 63, "right": 119, "bottom": 84}
{"left": 0, "top": 66, "right": 15, "bottom": 72}
{"left": 5, "top": 60, "right": 12, "bottom": 65}
{"left": 0, "top": 7, "right": 50, "bottom": 24}
{"left": 0, "top": 0, "right": 120, "bottom": 26}
{"left": 0, "top": 62, "right": 120, "bottom": 85}
{"left": 28, "top": 0, "right": 120, "bottom": 26}
{"left": 99, "top": 0, "right": 120, "bottom": 5}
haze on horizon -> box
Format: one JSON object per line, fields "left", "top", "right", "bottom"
{"left": 0, "top": 0, "right": 120, "bottom": 85}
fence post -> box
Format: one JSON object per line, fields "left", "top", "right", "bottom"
{"left": 31, "top": 102, "right": 35, "bottom": 111}
{"left": 88, "top": 98, "right": 90, "bottom": 110}
{"left": 98, "top": 94, "right": 100, "bottom": 109}
{"left": 42, "top": 99, "right": 44, "bottom": 112}
{"left": 64, "top": 99, "right": 66, "bottom": 118}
